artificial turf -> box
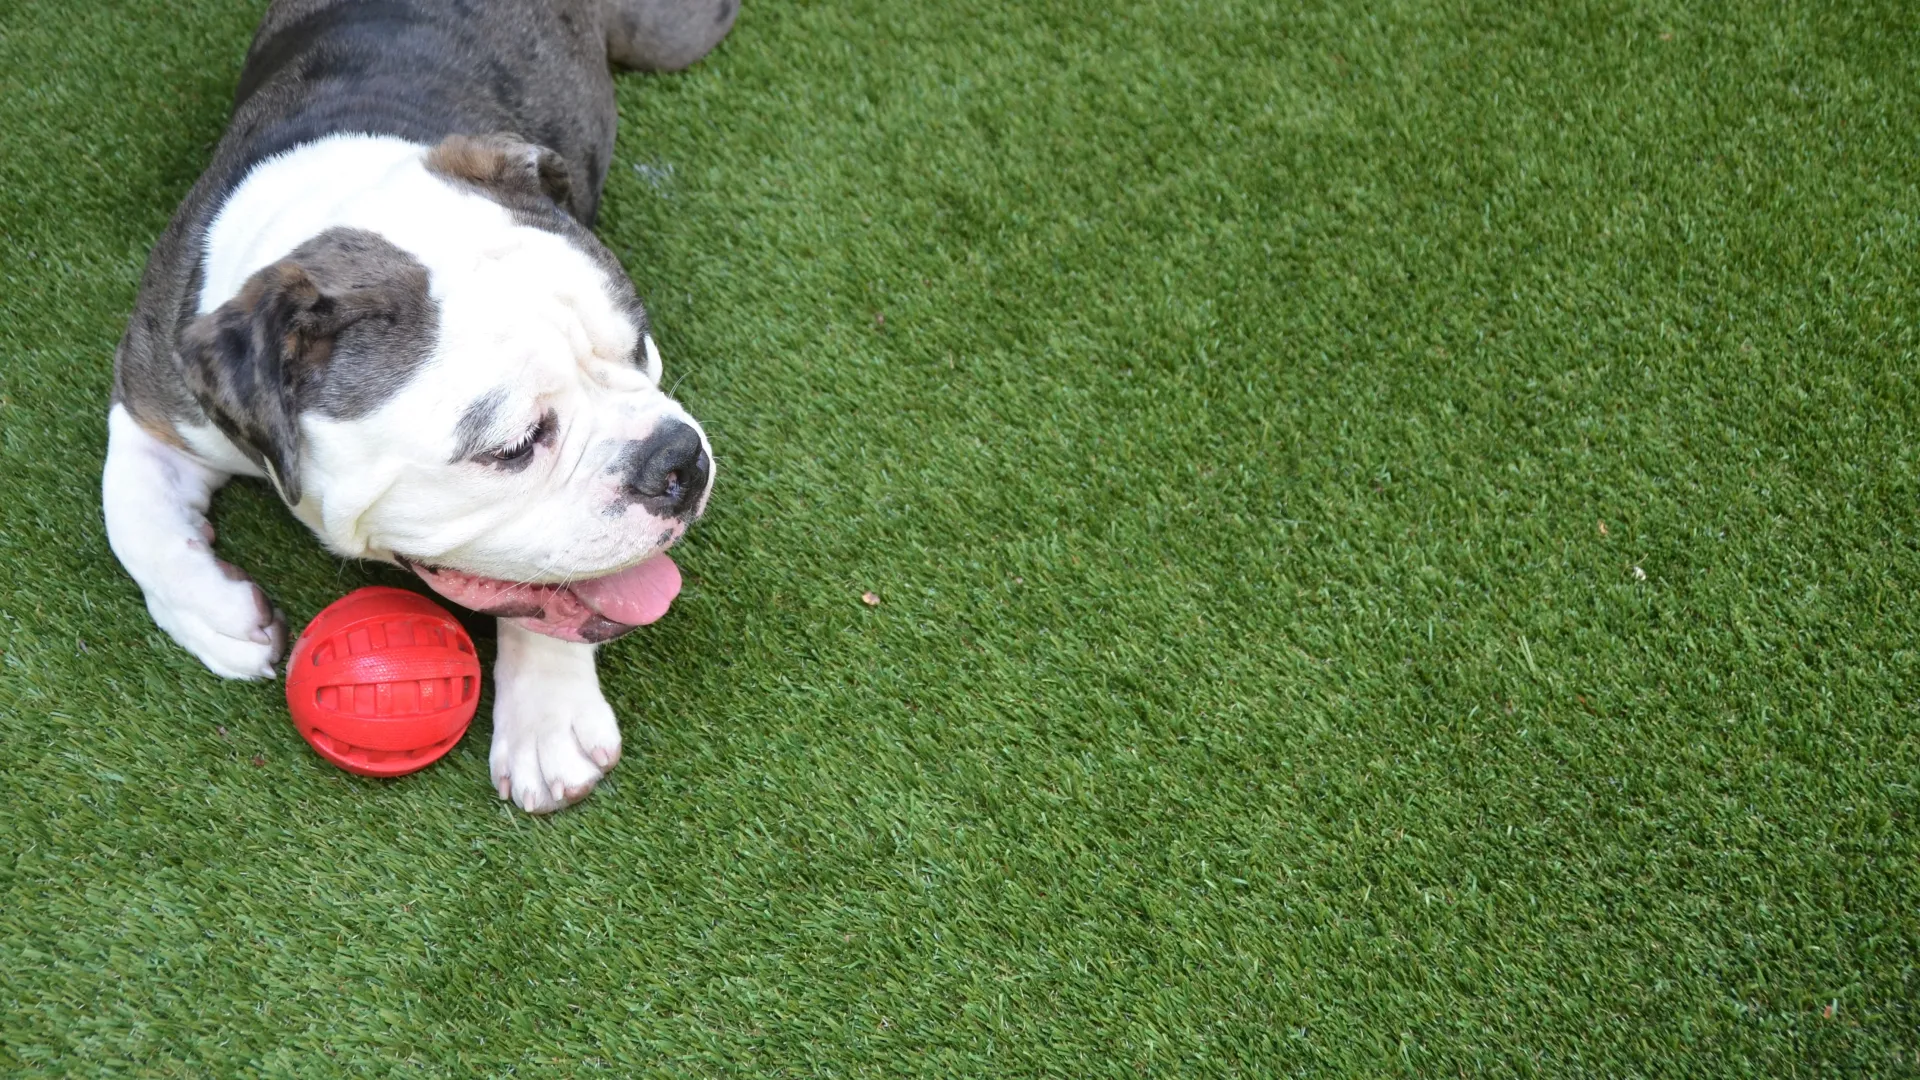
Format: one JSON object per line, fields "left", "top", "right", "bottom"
{"left": 2, "top": 0, "right": 1918, "bottom": 1073}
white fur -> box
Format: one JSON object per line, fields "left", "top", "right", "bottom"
{"left": 103, "top": 405, "right": 284, "bottom": 678}
{"left": 642, "top": 333, "right": 662, "bottom": 382}
{"left": 176, "top": 420, "right": 264, "bottom": 478}
{"left": 490, "top": 619, "right": 619, "bottom": 813}
{"left": 204, "top": 134, "right": 522, "bottom": 315}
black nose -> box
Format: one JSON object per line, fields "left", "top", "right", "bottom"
{"left": 616, "top": 420, "right": 709, "bottom": 519}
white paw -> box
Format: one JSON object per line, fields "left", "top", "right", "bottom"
{"left": 142, "top": 533, "right": 285, "bottom": 680}
{"left": 489, "top": 672, "right": 621, "bottom": 814}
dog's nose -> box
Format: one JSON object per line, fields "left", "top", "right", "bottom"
{"left": 616, "top": 420, "right": 709, "bottom": 519}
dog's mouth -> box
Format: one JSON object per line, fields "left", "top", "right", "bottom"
{"left": 397, "top": 554, "right": 682, "bottom": 644}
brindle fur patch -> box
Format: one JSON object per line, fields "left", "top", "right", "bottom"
{"left": 175, "top": 228, "right": 436, "bottom": 502}
{"left": 425, "top": 133, "right": 577, "bottom": 220}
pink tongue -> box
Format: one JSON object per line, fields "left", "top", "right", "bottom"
{"left": 570, "top": 553, "right": 681, "bottom": 626}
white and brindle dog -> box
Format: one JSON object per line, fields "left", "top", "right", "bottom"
{"left": 103, "top": 0, "right": 736, "bottom": 812}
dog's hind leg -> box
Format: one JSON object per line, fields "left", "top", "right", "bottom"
{"left": 601, "top": 0, "right": 738, "bottom": 72}
{"left": 103, "top": 404, "right": 285, "bottom": 679}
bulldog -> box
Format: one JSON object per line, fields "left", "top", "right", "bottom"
{"left": 101, "top": 0, "right": 735, "bottom": 812}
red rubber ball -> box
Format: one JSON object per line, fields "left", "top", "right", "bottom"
{"left": 285, "top": 587, "right": 481, "bottom": 777}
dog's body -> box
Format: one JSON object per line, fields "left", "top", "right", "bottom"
{"left": 104, "top": 0, "right": 735, "bottom": 812}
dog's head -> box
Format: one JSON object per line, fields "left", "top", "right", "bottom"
{"left": 180, "top": 135, "right": 711, "bottom": 642}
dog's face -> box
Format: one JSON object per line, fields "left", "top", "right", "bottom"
{"left": 180, "top": 136, "right": 712, "bottom": 639}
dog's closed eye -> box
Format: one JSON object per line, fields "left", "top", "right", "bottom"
{"left": 476, "top": 410, "right": 556, "bottom": 469}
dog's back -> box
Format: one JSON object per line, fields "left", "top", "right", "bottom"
{"left": 231, "top": 0, "right": 617, "bottom": 224}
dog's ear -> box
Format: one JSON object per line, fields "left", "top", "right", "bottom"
{"left": 178, "top": 255, "right": 387, "bottom": 504}
{"left": 426, "top": 133, "right": 574, "bottom": 215}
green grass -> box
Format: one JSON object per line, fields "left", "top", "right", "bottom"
{"left": 3, "top": 0, "right": 1918, "bottom": 1073}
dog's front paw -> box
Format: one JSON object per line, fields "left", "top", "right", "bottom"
{"left": 144, "top": 538, "right": 286, "bottom": 680}
{"left": 103, "top": 408, "right": 285, "bottom": 680}
{"left": 490, "top": 655, "right": 622, "bottom": 814}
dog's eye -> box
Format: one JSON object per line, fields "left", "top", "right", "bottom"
{"left": 478, "top": 411, "right": 555, "bottom": 467}
{"left": 488, "top": 439, "right": 536, "bottom": 464}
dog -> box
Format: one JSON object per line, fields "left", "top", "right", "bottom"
{"left": 102, "top": 0, "right": 735, "bottom": 813}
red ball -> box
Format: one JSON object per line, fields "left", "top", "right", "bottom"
{"left": 285, "top": 587, "right": 481, "bottom": 778}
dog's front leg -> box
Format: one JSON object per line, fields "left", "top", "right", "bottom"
{"left": 102, "top": 404, "right": 285, "bottom": 679}
{"left": 491, "top": 619, "right": 622, "bottom": 813}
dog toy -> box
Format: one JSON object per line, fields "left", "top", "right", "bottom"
{"left": 285, "top": 587, "right": 481, "bottom": 777}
